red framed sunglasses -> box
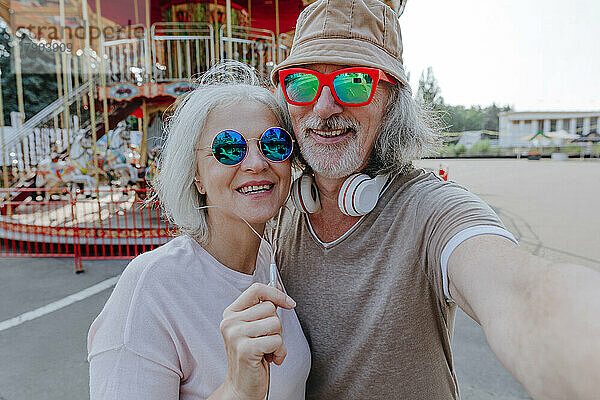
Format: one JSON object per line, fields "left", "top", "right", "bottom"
{"left": 278, "top": 67, "right": 396, "bottom": 107}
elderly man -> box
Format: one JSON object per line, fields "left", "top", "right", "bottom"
{"left": 269, "top": 0, "right": 600, "bottom": 398}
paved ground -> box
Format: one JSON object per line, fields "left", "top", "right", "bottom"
{"left": 416, "top": 159, "right": 600, "bottom": 272}
{"left": 0, "top": 158, "right": 598, "bottom": 399}
{"left": 416, "top": 158, "right": 600, "bottom": 398}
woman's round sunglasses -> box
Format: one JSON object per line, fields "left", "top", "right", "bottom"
{"left": 278, "top": 67, "right": 396, "bottom": 107}
{"left": 202, "top": 127, "right": 294, "bottom": 167}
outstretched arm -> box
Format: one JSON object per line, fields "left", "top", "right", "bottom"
{"left": 448, "top": 234, "right": 600, "bottom": 399}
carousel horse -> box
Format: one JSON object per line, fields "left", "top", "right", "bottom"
{"left": 102, "top": 122, "right": 140, "bottom": 189}
{"left": 35, "top": 134, "right": 101, "bottom": 199}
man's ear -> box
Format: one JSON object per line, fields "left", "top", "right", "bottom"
{"left": 193, "top": 177, "right": 206, "bottom": 195}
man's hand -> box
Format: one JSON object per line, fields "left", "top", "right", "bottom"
{"left": 449, "top": 234, "right": 600, "bottom": 399}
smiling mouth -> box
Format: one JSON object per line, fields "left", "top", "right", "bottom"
{"left": 310, "top": 128, "right": 353, "bottom": 138}
{"left": 236, "top": 184, "right": 274, "bottom": 195}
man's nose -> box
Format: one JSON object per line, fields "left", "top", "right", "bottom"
{"left": 313, "top": 86, "right": 343, "bottom": 119}
{"left": 241, "top": 141, "right": 269, "bottom": 173}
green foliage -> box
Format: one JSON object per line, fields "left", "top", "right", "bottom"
{"left": 454, "top": 144, "right": 466, "bottom": 156}
{"left": 467, "top": 139, "right": 491, "bottom": 154}
{"left": 442, "top": 103, "right": 511, "bottom": 132}
{"left": 561, "top": 144, "right": 581, "bottom": 155}
{"left": 416, "top": 67, "right": 444, "bottom": 109}
{"left": 439, "top": 143, "right": 455, "bottom": 155}
{"left": 593, "top": 144, "right": 600, "bottom": 155}
{"left": 415, "top": 67, "right": 511, "bottom": 132}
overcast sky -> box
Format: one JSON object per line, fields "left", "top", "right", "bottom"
{"left": 401, "top": 0, "right": 600, "bottom": 111}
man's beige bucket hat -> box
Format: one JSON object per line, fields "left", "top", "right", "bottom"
{"left": 271, "top": 0, "right": 409, "bottom": 87}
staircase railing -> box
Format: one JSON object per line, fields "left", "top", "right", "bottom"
{"left": 1, "top": 75, "right": 100, "bottom": 178}
{"left": 5, "top": 81, "right": 92, "bottom": 150}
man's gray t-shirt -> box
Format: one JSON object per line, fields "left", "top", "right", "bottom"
{"left": 275, "top": 168, "right": 511, "bottom": 399}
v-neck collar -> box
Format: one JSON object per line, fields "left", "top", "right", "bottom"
{"left": 305, "top": 213, "right": 364, "bottom": 249}
{"left": 303, "top": 173, "right": 399, "bottom": 250}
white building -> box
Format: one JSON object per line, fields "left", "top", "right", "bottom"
{"left": 498, "top": 111, "right": 600, "bottom": 147}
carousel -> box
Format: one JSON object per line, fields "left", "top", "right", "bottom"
{"left": 0, "top": 0, "right": 406, "bottom": 270}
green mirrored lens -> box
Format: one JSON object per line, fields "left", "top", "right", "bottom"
{"left": 260, "top": 128, "right": 293, "bottom": 162}
{"left": 284, "top": 73, "right": 319, "bottom": 103}
{"left": 333, "top": 72, "right": 373, "bottom": 104}
{"left": 212, "top": 130, "right": 247, "bottom": 165}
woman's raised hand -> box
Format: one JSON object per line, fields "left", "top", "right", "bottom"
{"left": 214, "top": 282, "right": 296, "bottom": 400}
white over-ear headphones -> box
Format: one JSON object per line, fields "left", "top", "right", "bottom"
{"left": 291, "top": 173, "right": 389, "bottom": 217}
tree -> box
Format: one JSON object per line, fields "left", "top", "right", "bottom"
{"left": 0, "top": 22, "right": 59, "bottom": 126}
{"left": 416, "top": 66, "right": 444, "bottom": 108}
{"left": 482, "top": 103, "right": 511, "bottom": 131}
{"left": 413, "top": 65, "right": 512, "bottom": 133}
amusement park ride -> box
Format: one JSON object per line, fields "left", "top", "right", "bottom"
{"left": 0, "top": 0, "right": 405, "bottom": 270}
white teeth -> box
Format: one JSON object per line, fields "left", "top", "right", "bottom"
{"left": 313, "top": 129, "right": 346, "bottom": 138}
{"left": 238, "top": 184, "right": 273, "bottom": 194}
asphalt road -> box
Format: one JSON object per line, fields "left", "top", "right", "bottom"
{"left": 1, "top": 158, "right": 598, "bottom": 399}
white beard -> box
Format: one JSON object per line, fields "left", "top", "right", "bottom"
{"left": 297, "top": 115, "right": 367, "bottom": 178}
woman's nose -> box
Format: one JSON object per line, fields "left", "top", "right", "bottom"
{"left": 241, "top": 140, "right": 269, "bottom": 172}
{"left": 313, "top": 86, "right": 343, "bottom": 119}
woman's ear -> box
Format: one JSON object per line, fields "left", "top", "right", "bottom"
{"left": 193, "top": 177, "right": 206, "bottom": 195}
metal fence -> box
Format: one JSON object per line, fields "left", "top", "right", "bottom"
{"left": 103, "top": 25, "right": 150, "bottom": 84}
{"left": 0, "top": 188, "right": 173, "bottom": 272}
{"left": 151, "top": 22, "right": 215, "bottom": 82}
{"left": 219, "top": 25, "right": 277, "bottom": 78}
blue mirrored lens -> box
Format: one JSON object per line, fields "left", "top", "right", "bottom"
{"left": 212, "top": 130, "right": 247, "bottom": 166}
{"left": 283, "top": 73, "right": 319, "bottom": 103}
{"left": 333, "top": 72, "right": 373, "bottom": 104}
{"left": 260, "top": 128, "right": 293, "bottom": 162}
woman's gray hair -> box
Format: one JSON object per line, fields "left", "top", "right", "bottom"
{"left": 152, "top": 60, "right": 293, "bottom": 244}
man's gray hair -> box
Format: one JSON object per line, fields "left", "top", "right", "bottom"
{"left": 366, "top": 83, "right": 443, "bottom": 176}
{"left": 276, "top": 82, "right": 442, "bottom": 177}
{"left": 152, "top": 61, "right": 293, "bottom": 244}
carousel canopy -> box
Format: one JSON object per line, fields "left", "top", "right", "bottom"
{"left": 4, "top": 0, "right": 405, "bottom": 39}
{"left": 90, "top": 0, "right": 306, "bottom": 34}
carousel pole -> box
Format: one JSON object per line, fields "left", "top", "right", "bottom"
{"left": 95, "top": 0, "right": 110, "bottom": 152}
{"left": 73, "top": 54, "right": 82, "bottom": 129}
{"left": 226, "top": 0, "right": 233, "bottom": 59}
{"left": 248, "top": 0, "right": 251, "bottom": 26}
{"left": 55, "top": 50, "right": 65, "bottom": 147}
{"left": 134, "top": 0, "right": 140, "bottom": 25}
{"left": 8, "top": 10, "right": 25, "bottom": 126}
{"left": 0, "top": 68, "right": 8, "bottom": 191}
{"left": 82, "top": 0, "right": 99, "bottom": 195}
{"left": 13, "top": 35, "right": 25, "bottom": 125}
{"left": 0, "top": 68, "right": 11, "bottom": 215}
{"left": 60, "top": 0, "right": 71, "bottom": 154}
{"left": 213, "top": 0, "right": 219, "bottom": 61}
{"left": 95, "top": 0, "right": 115, "bottom": 217}
{"left": 144, "top": 0, "right": 151, "bottom": 81}
{"left": 275, "top": 0, "right": 279, "bottom": 62}
{"left": 140, "top": 99, "right": 148, "bottom": 167}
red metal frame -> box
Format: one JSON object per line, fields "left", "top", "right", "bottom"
{"left": 278, "top": 67, "right": 397, "bottom": 107}
{"left": 0, "top": 188, "right": 174, "bottom": 272}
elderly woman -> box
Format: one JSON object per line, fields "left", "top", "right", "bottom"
{"left": 87, "top": 62, "right": 310, "bottom": 400}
